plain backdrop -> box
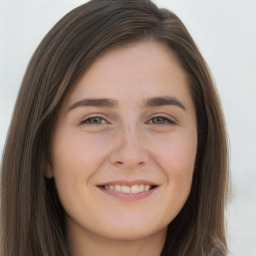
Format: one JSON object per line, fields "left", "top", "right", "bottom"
{"left": 0, "top": 0, "right": 256, "bottom": 255}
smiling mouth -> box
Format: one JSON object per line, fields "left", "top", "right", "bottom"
{"left": 99, "top": 184, "right": 157, "bottom": 194}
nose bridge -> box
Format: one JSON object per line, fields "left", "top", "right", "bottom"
{"left": 109, "top": 120, "right": 149, "bottom": 168}
{"left": 123, "top": 122, "right": 142, "bottom": 151}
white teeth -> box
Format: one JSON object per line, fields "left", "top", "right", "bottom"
{"left": 103, "top": 184, "right": 153, "bottom": 193}
{"left": 115, "top": 185, "right": 121, "bottom": 192}
{"left": 145, "top": 185, "right": 150, "bottom": 191}
{"left": 121, "top": 185, "right": 130, "bottom": 193}
{"left": 131, "top": 185, "right": 140, "bottom": 193}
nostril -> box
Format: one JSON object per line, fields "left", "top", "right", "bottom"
{"left": 109, "top": 146, "right": 149, "bottom": 167}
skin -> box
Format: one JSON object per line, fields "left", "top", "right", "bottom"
{"left": 47, "top": 41, "right": 198, "bottom": 256}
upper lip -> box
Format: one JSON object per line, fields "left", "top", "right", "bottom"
{"left": 97, "top": 180, "right": 158, "bottom": 187}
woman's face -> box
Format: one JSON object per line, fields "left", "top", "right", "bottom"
{"left": 47, "top": 41, "right": 197, "bottom": 243}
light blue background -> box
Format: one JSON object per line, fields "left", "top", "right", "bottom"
{"left": 1, "top": 1, "right": 256, "bottom": 255}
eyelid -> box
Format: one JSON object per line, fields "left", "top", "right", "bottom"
{"left": 79, "top": 113, "right": 110, "bottom": 125}
{"left": 78, "top": 112, "right": 177, "bottom": 126}
{"left": 147, "top": 114, "right": 177, "bottom": 125}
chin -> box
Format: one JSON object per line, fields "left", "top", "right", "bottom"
{"left": 96, "top": 219, "right": 168, "bottom": 241}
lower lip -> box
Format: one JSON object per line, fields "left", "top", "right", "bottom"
{"left": 98, "top": 187, "right": 158, "bottom": 201}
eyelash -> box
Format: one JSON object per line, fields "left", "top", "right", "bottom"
{"left": 80, "top": 115, "right": 176, "bottom": 126}
{"left": 148, "top": 116, "right": 176, "bottom": 125}
{"left": 80, "top": 115, "right": 108, "bottom": 125}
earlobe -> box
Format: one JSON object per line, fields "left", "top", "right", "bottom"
{"left": 45, "top": 162, "right": 54, "bottom": 179}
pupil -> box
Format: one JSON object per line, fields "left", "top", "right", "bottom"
{"left": 91, "top": 117, "right": 101, "bottom": 123}
{"left": 153, "top": 117, "right": 164, "bottom": 124}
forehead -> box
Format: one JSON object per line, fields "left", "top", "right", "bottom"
{"left": 64, "top": 41, "right": 192, "bottom": 110}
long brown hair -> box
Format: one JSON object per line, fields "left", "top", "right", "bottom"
{"left": 1, "top": 0, "right": 229, "bottom": 255}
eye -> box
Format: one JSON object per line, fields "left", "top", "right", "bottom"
{"left": 149, "top": 116, "right": 176, "bottom": 125}
{"left": 80, "top": 116, "right": 107, "bottom": 125}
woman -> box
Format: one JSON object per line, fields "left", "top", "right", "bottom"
{"left": 1, "top": 0, "right": 229, "bottom": 255}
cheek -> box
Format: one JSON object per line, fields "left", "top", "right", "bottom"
{"left": 154, "top": 129, "right": 197, "bottom": 173}
{"left": 51, "top": 129, "right": 110, "bottom": 179}
{"left": 169, "top": 136, "right": 197, "bottom": 174}
{"left": 152, "top": 129, "right": 197, "bottom": 196}
{"left": 50, "top": 129, "right": 111, "bottom": 214}
{"left": 49, "top": 132, "right": 110, "bottom": 217}
{"left": 143, "top": 131, "right": 197, "bottom": 224}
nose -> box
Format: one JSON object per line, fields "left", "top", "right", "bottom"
{"left": 109, "top": 124, "right": 150, "bottom": 169}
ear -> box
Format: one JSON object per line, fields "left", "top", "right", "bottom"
{"left": 45, "top": 162, "right": 54, "bottom": 179}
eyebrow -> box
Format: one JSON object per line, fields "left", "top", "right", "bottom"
{"left": 68, "top": 98, "right": 118, "bottom": 111}
{"left": 144, "top": 96, "right": 186, "bottom": 110}
{"left": 68, "top": 96, "right": 186, "bottom": 111}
